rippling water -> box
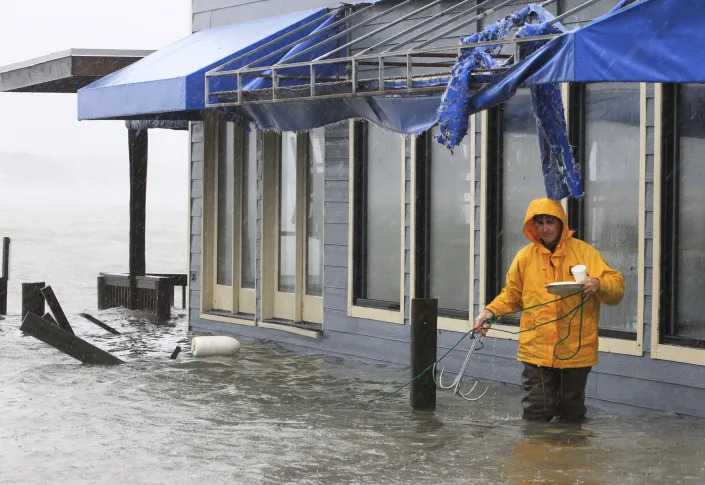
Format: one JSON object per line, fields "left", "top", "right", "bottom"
{"left": 2, "top": 201, "right": 705, "bottom": 484}
{"left": 2, "top": 308, "right": 705, "bottom": 485}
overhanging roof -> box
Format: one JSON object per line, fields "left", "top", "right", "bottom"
{"left": 77, "top": 8, "right": 330, "bottom": 121}
{"left": 0, "top": 49, "right": 153, "bottom": 93}
{"left": 469, "top": 0, "right": 700, "bottom": 113}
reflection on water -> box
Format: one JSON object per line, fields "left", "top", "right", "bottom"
{"left": 1, "top": 309, "right": 705, "bottom": 485}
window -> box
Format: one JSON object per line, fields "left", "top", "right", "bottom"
{"left": 415, "top": 126, "right": 471, "bottom": 319}
{"left": 306, "top": 131, "right": 325, "bottom": 297}
{"left": 569, "top": 83, "right": 640, "bottom": 339}
{"left": 486, "top": 89, "right": 545, "bottom": 320}
{"left": 660, "top": 84, "right": 705, "bottom": 349}
{"left": 264, "top": 129, "right": 324, "bottom": 325}
{"left": 203, "top": 114, "right": 256, "bottom": 317}
{"left": 351, "top": 121, "right": 403, "bottom": 312}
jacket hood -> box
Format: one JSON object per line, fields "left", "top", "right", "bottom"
{"left": 522, "top": 198, "right": 572, "bottom": 245}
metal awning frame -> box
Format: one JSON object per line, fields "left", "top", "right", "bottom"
{"left": 204, "top": 0, "right": 616, "bottom": 108}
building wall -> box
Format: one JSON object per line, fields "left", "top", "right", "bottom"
{"left": 187, "top": 0, "right": 705, "bottom": 417}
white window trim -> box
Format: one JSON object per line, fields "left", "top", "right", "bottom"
{"left": 262, "top": 131, "right": 324, "bottom": 326}
{"left": 199, "top": 113, "right": 257, "bottom": 326}
{"left": 347, "top": 120, "right": 405, "bottom": 324}
{"left": 479, "top": 84, "right": 647, "bottom": 353}
{"left": 581, "top": 83, "right": 646, "bottom": 357}
{"left": 409, "top": 131, "right": 474, "bottom": 333}
{"left": 651, "top": 83, "right": 705, "bottom": 366}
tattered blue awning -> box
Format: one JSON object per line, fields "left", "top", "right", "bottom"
{"left": 77, "top": 8, "right": 330, "bottom": 120}
{"left": 470, "top": 0, "right": 705, "bottom": 113}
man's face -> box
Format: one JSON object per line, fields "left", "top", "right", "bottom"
{"left": 534, "top": 214, "right": 563, "bottom": 245}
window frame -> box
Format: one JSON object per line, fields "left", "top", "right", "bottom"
{"left": 480, "top": 109, "right": 519, "bottom": 340}
{"left": 652, "top": 83, "right": 705, "bottom": 363}
{"left": 480, "top": 85, "right": 647, "bottom": 354}
{"left": 566, "top": 82, "right": 645, "bottom": 348}
{"left": 412, "top": 130, "right": 471, "bottom": 322}
{"left": 199, "top": 113, "right": 256, "bottom": 326}
{"left": 347, "top": 120, "right": 405, "bottom": 324}
{"left": 483, "top": 103, "right": 522, "bottom": 329}
{"left": 262, "top": 130, "right": 324, "bottom": 327}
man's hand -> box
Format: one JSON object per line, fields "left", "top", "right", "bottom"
{"left": 474, "top": 309, "right": 494, "bottom": 336}
{"left": 581, "top": 277, "right": 600, "bottom": 296}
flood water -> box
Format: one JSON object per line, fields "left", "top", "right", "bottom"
{"left": 2, "top": 203, "right": 705, "bottom": 484}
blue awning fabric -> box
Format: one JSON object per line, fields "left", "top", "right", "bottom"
{"left": 470, "top": 0, "right": 705, "bottom": 114}
{"left": 77, "top": 8, "right": 330, "bottom": 120}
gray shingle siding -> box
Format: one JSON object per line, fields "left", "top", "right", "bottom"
{"left": 186, "top": 1, "right": 705, "bottom": 417}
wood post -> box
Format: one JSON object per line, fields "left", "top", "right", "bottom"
{"left": 21, "top": 312, "right": 123, "bottom": 365}
{"left": 128, "top": 128, "right": 148, "bottom": 310}
{"left": 97, "top": 275, "right": 109, "bottom": 310}
{"left": 22, "top": 282, "right": 45, "bottom": 321}
{"left": 0, "top": 278, "right": 6, "bottom": 316}
{"left": 155, "top": 277, "right": 171, "bottom": 322}
{"left": 40, "top": 286, "right": 74, "bottom": 335}
{"left": 170, "top": 346, "right": 182, "bottom": 359}
{"left": 80, "top": 313, "right": 121, "bottom": 335}
{"left": 0, "top": 237, "right": 9, "bottom": 315}
{"left": 410, "top": 298, "right": 438, "bottom": 411}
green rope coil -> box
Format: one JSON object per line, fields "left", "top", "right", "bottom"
{"left": 368, "top": 290, "right": 592, "bottom": 403}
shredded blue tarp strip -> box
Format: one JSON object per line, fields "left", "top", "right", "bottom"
{"left": 435, "top": 4, "right": 582, "bottom": 199}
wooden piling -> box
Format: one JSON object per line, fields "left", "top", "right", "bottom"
{"left": 410, "top": 298, "right": 438, "bottom": 410}
{"left": 2, "top": 237, "right": 9, "bottom": 278}
{"left": 21, "top": 312, "right": 123, "bottom": 365}
{"left": 128, "top": 128, "right": 148, "bottom": 310}
{"left": 22, "top": 282, "right": 46, "bottom": 321}
{"left": 0, "top": 237, "right": 9, "bottom": 315}
{"left": 0, "top": 277, "right": 6, "bottom": 316}
{"left": 80, "top": 313, "right": 121, "bottom": 335}
{"left": 155, "top": 277, "right": 171, "bottom": 322}
{"left": 40, "top": 286, "right": 74, "bottom": 335}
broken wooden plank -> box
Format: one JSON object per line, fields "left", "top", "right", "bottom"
{"left": 21, "top": 312, "right": 123, "bottom": 365}
{"left": 79, "top": 313, "right": 121, "bottom": 335}
{"left": 22, "top": 282, "right": 45, "bottom": 321}
{"left": 40, "top": 286, "right": 74, "bottom": 335}
{"left": 42, "top": 312, "right": 58, "bottom": 326}
{"left": 169, "top": 346, "right": 181, "bottom": 359}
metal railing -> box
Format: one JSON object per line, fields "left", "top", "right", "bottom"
{"left": 204, "top": 0, "right": 627, "bottom": 108}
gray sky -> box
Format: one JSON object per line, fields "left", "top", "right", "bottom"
{"left": 0, "top": 0, "right": 192, "bottom": 204}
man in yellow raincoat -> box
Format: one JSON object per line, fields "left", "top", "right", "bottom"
{"left": 474, "top": 198, "right": 624, "bottom": 422}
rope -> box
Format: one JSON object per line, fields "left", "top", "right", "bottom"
{"left": 368, "top": 290, "right": 592, "bottom": 403}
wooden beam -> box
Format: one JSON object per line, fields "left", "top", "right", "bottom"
{"left": 21, "top": 312, "right": 123, "bottom": 365}
{"left": 128, "top": 128, "right": 148, "bottom": 309}
{"left": 40, "top": 286, "right": 74, "bottom": 335}
{"left": 0, "top": 237, "right": 9, "bottom": 315}
{"left": 80, "top": 313, "right": 121, "bottom": 335}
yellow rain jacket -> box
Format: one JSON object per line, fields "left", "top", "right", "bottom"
{"left": 485, "top": 198, "right": 624, "bottom": 368}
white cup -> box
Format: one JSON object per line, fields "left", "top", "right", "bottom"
{"left": 572, "top": 264, "right": 587, "bottom": 283}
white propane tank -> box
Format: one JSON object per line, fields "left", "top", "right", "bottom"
{"left": 191, "top": 336, "right": 241, "bottom": 357}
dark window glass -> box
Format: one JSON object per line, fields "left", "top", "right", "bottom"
{"left": 216, "top": 121, "right": 234, "bottom": 286}
{"left": 416, "top": 127, "right": 470, "bottom": 317}
{"left": 662, "top": 84, "right": 705, "bottom": 347}
{"left": 487, "top": 89, "right": 544, "bottom": 316}
{"left": 353, "top": 121, "right": 401, "bottom": 309}
{"left": 306, "top": 128, "right": 325, "bottom": 296}
{"left": 575, "top": 83, "right": 640, "bottom": 337}
{"left": 278, "top": 132, "right": 297, "bottom": 293}
{"left": 241, "top": 129, "right": 256, "bottom": 289}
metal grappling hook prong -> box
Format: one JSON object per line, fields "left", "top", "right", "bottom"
{"left": 432, "top": 330, "right": 489, "bottom": 401}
